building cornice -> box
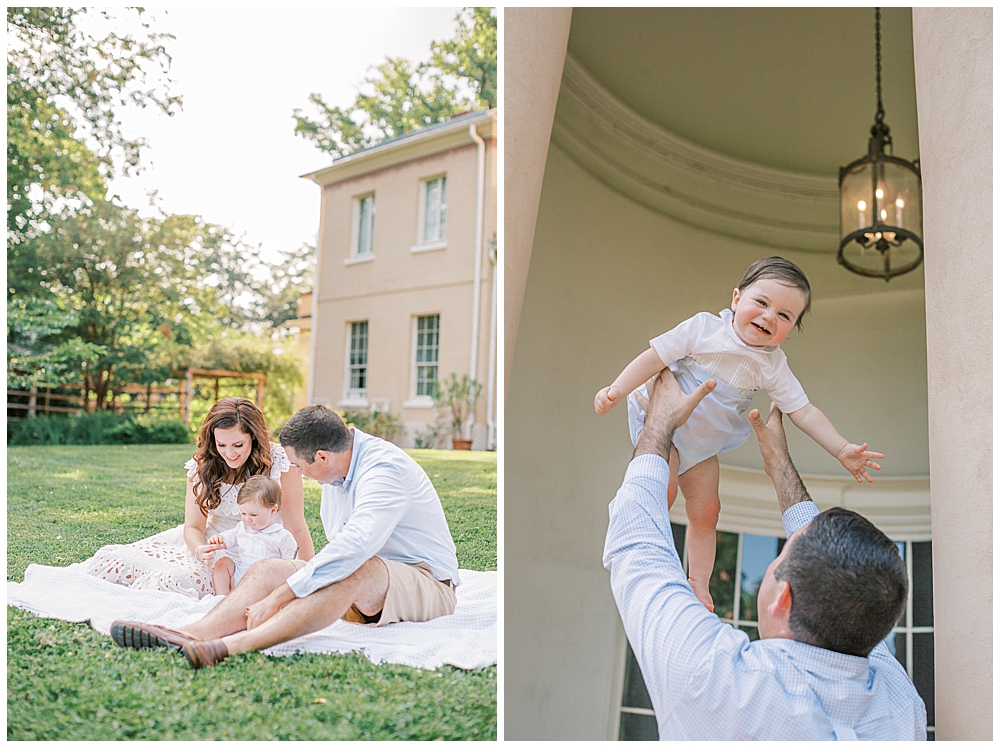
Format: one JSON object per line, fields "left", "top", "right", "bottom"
{"left": 303, "top": 111, "right": 496, "bottom": 187}
{"left": 674, "top": 463, "right": 930, "bottom": 540}
{"left": 552, "top": 55, "right": 841, "bottom": 252}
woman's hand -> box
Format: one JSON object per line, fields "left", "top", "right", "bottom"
{"left": 196, "top": 536, "right": 225, "bottom": 566}
{"left": 837, "top": 442, "right": 884, "bottom": 483}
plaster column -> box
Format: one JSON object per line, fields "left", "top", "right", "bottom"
{"left": 912, "top": 8, "right": 992, "bottom": 740}
{"left": 503, "top": 7, "right": 572, "bottom": 392}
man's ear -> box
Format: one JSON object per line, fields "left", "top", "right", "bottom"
{"left": 313, "top": 450, "right": 330, "bottom": 465}
{"left": 766, "top": 579, "right": 793, "bottom": 624}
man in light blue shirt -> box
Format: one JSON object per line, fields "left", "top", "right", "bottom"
{"left": 604, "top": 371, "right": 926, "bottom": 740}
{"left": 113, "top": 406, "right": 461, "bottom": 668}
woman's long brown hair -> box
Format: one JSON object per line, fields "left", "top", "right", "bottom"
{"left": 192, "top": 397, "right": 273, "bottom": 516}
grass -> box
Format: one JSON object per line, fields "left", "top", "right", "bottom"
{"left": 7, "top": 444, "right": 497, "bottom": 741}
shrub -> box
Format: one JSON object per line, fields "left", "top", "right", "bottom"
{"left": 7, "top": 412, "right": 191, "bottom": 446}
{"left": 340, "top": 408, "right": 401, "bottom": 443}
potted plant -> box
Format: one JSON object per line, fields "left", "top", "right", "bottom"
{"left": 433, "top": 373, "right": 482, "bottom": 450}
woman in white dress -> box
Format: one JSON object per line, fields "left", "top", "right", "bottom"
{"left": 82, "top": 397, "right": 315, "bottom": 599}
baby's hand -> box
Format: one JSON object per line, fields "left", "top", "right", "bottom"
{"left": 837, "top": 442, "right": 884, "bottom": 483}
{"left": 595, "top": 385, "right": 623, "bottom": 415}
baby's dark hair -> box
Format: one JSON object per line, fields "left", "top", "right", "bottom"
{"left": 738, "top": 256, "right": 812, "bottom": 330}
{"left": 236, "top": 475, "right": 282, "bottom": 510}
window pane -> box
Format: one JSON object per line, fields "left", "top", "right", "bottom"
{"left": 913, "top": 633, "right": 935, "bottom": 726}
{"left": 739, "top": 534, "right": 780, "bottom": 622}
{"left": 438, "top": 176, "right": 447, "bottom": 238}
{"left": 670, "top": 521, "right": 685, "bottom": 565}
{"left": 710, "top": 530, "right": 739, "bottom": 621}
{"left": 621, "top": 643, "right": 652, "bottom": 710}
{"left": 619, "top": 712, "right": 658, "bottom": 741}
{"left": 423, "top": 179, "right": 441, "bottom": 242}
{"left": 739, "top": 625, "right": 760, "bottom": 642}
{"left": 887, "top": 631, "right": 906, "bottom": 668}
{"left": 415, "top": 315, "right": 439, "bottom": 396}
{"left": 358, "top": 195, "right": 374, "bottom": 254}
{"left": 348, "top": 321, "right": 368, "bottom": 393}
{"left": 912, "top": 542, "right": 933, "bottom": 627}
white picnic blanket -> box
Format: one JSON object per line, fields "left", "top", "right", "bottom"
{"left": 7, "top": 563, "right": 497, "bottom": 670}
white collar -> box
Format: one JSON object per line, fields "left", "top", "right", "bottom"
{"left": 242, "top": 521, "right": 284, "bottom": 535}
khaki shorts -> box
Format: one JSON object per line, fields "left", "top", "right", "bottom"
{"left": 289, "top": 558, "right": 457, "bottom": 627}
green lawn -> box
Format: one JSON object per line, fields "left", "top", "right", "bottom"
{"left": 7, "top": 444, "right": 497, "bottom": 740}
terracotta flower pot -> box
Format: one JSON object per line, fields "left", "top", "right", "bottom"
{"left": 452, "top": 438, "right": 473, "bottom": 451}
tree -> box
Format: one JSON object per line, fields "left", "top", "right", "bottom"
{"left": 9, "top": 200, "right": 259, "bottom": 409}
{"left": 7, "top": 7, "right": 180, "bottom": 250}
{"left": 293, "top": 8, "right": 496, "bottom": 158}
{"left": 257, "top": 242, "right": 316, "bottom": 331}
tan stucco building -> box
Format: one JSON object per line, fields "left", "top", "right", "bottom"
{"left": 300, "top": 110, "right": 497, "bottom": 449}
{"left": 505, "top": 8, "right": 990, "bottom": 741}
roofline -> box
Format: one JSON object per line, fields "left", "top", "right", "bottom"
{"left": 302, "top": 109, "right": 496, "bottom": 187}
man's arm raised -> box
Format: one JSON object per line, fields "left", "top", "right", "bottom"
{"left": 603, "top": 371, "right": 722, "bottom": 713}
{"left": 748, "top": 403, "right": 817, "bottom": 533}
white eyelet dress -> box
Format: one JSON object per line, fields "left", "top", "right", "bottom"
{"left": 80, "top": 443, "right": 291, "bottom": 599}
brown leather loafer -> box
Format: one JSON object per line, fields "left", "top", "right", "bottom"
{"left": 182, "top": 638, "right": 229, "bottom": 669}
{"left": 111, "top": 620, "right": 196, "bottom": 652}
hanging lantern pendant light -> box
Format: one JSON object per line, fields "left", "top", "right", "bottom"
{"left": 838, "top": 8, "right": 923, "bottom": 281}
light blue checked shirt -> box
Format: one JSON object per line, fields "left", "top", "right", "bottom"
{"left": 603, "top": 454, "right": 927, "bottom": 740}
{"left": 285, "top": 429, "right": 460, "bottom": 597}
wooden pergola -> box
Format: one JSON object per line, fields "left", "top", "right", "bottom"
{"left": 178, "top": 368, "right": 266, "bottom": 425}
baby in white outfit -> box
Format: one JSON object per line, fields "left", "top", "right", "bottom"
{"left": 595, "top": 256, "right": 884, "bottom": 611}
{"left": 198, "top": 475, "right": 297, "bottom": 595}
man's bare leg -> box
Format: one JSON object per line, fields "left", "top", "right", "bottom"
{"left": 221, "top": 556, "right": 390, "bottom": 655}
{"left": 180, "top": 558, "right": 300, "bottom": 641}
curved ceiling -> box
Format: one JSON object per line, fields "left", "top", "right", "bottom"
{"left": 566, "top": 7, "right": 919, "bottom": 176}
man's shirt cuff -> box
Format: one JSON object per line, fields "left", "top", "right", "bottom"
{"left": 782, "top": 500, "right": 819, "bottom": 537}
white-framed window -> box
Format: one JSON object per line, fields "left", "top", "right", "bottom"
{"left": 338, "top": 321, "right": 368, "bottom": 407}
{"left": 616, "top": 525, "right": 935, "bottom": 740}
{"left": 414, "top": 175, "right": 447, "bottom": 252}
{"left": 404, "top": 314, "right": 439, "bottom": 407}
{"left": 347, "top": 192, "right": 375, "bottom": 263}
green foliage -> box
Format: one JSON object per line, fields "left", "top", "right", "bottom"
{"left": 189, "top": 332, "right": 305, "bottom": 432}
{"left": 430, "top": 8, "right": 497, "bottom": 111}
{"left": 7, "top": 7, "right": 180, "bottom": 248}
{"left": 293, "top": 8, "right": 497, "bottom": 158}
{"left": 7, "top": 412, "right": 190, "bottom": 446}
{"left": 340, "top": 408, "right": 401, "bottom": 444}
{"left": 433, "top": 373, "right": 482, "bottom": 439}
{"left": 257, "top": 242, "right": 315, "bottom": 330}
{"left": 7, "top": 445, "right": 496, "bottom": 739}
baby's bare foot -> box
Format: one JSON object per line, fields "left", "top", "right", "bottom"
{"left": 689, "top": 578, "right": 715, "bottom": 612}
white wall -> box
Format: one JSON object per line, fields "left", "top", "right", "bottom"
{"left": 506, "top": 143, "right": 931, "bottom": 739}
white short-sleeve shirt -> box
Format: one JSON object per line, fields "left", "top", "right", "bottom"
{"left": 650, "top": 309, "right": 809, "bottom": 413}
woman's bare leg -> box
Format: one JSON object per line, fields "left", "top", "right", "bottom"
{"left": 678, "top": 456, "right": 721, "bottom": 611}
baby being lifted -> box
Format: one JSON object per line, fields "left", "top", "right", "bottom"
{"left": 595, "top": 256, "right": 883, "bottom": 611}
{"left": 197, "top": 475, "right": 298, "bottom": 596}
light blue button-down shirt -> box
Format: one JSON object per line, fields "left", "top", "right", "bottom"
{"left": 603, "top": 454, "right": 926, "bottom": 740}
{"left": 285, "top": 429, "right": 461, "bottom": 598}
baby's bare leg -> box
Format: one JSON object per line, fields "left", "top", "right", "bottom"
{"left": 213, "top": 557, "right": 235, "bottom": 596}
{"left": 678, "top": 456, "right": 721, "bottom": 612}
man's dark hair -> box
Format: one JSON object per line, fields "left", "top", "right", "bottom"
{"left": 278, "top": 405, "right": 352, "bottom": 462}
{"left": 775, "top": 507, "right": 907, "bottom": 657}
{"left": 738, "top": 256, "right": 812, "bottom": 330}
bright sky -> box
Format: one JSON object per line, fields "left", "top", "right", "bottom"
{"left": 99, "top": 7, "right": 463, "bottom": 263}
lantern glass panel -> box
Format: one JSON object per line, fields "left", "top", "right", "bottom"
{"left": 840, "top": 162, "right": 875, "bottom": 241}
{"left": 876, "top": 161, "right": 921, "bottom": 234}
